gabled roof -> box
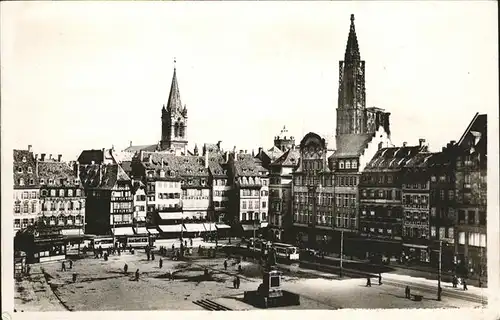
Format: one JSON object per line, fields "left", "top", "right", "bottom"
{"left": 80, "top": 164, "right": 131, "bottom": 190}
{"left": 142, "top": 152, "right": 209, "bottom": 178}
{"left": 77, "top": 149, "right": 104, "bottom": 165}
{"left": 207, "top": 154, "right": 227, "bottom": 177}
{"left": 123, "top": 144, "right": 158, "bottom": 153}
{"left": 364, "top": 145, "right": 426, "bottom": 171}
{"left": 266, "top": 146, "right": 284, "bottom": 160}
{"left": 234, "top": 153, "right": 267, "bottom": 177}
{"left": 271, "top": 148, "right": 300, "bottom": 167}
{"left": 330, "top": 134, "right": 373, "bottom": 158}
{"left": 38, "top": 161, "right": 80, "bottom": 187}
{"left": 457, "top": 113, "right": 487, "bottom": 153}
{"left": 13, "top": 149, "right": 40, "bottom": 188}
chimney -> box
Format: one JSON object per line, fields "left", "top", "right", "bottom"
{"left": 130, "top": 141, "right": 133, "bottom": 147}
{"left": 225, "top": 151, "right": 229, "bottom": 163}
{"left": 419, "top": 139, "right": 426, "bottom": 147}
{"left": 161, "top": 158, "right": 164, "bottom": 168}
{"left": 74, "top": 161, "right": 80, "bottom": 178}
{"left": 57, "top": 154, "right": 62, "bottom": 162}
{"left": 205, "top": 151, "right": 209, "bottom": 169}
{"left": 258, "top": 147, "right": 263, "bottom": 154}
{"left": 402, "top": 142, "right": 407, "bottom": 147}
{"left": 28, "top": 145, "right": 32, "bottom": 153}
{"left": 140, "top": 151, "right": 144, "bottom": 162}
{"left": 40, "top": 153, "right": 46, "bottom": 161}
{"left": 34, "top": 154, "right": 38, "bottom": 161}
{"left": 49, "top": 154, "right": 52, "bottom": 160}
{"left": 450, "top": 140, "right": 456, "bottom": 145}
{"left": 217, "top": 141, "right": 222, "bottom": 150}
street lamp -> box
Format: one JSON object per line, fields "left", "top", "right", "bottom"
{"left": 340, "top": 230, "right": 344, "bottom": 278}
{"left": 437, "top": 240, "right": 442, "bottom": 301}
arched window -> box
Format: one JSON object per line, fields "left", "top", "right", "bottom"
{"left": 242, "top": 212, "right": 247, "bottom": 221}
{"left": 254, "top": 212, "right": 259, "bottom": 220}
{"left": 23, "top": 201, "right": 29, "bottom": 213}
{"left": 179, "top": 123, "right": 185, "bottom": 137}
{"left": 58, "top": 215, "right": 65, "bottom": 226}
{"left": 67, "top": 215, "right": 75, "bottom": 225}
{"left": 174, "top": 122, "right": 179, "bottom": 137}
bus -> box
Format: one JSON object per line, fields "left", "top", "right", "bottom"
{"left": 272, "top": 243, "right": 300, "bottom": 261}
{"left": 91, "top": 237, "right": 115, "bottom": 249}
{"left": 127, "top": 236, "right": 151, "bottom": 249}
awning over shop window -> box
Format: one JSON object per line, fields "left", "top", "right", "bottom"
{"left": 403, "top": 243, "right": 428, "bottom": 249}
{"left": 215, "top": 224, "right": 231, "bottom": 230}
{"left": 158, "top": 212, "right": 183, "bottom": 220}
{"left": 184, "top": 223, "right": 206, "bottom": 233}
{"left": 242, "top": 224, "right": 258, "bottom": 231}
{"left": 204, "top": 223, "right": 217, "bottom": 231}
{"left": 135, "top": 227, "right": 148, "bottom": 235}
{"left": 147, "top": 228, "right": 159, "bottom": 234}
{"left": 62, "top": 229, "right": 82, "bottom": 236}
{"left": 158, "top": 224, "right": 184, "bottom": 233}
{"left": 113, "top": 227, "right": 135, "bottom": 236}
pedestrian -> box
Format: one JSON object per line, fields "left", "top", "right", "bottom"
{"left": 159, "top": 258, "right": 163, "bottom": 269}
{"left": 104, "top": 253, "right": 108, "bottom": 261}
{"left": 118, "top": 248, "right": 121, "bottom": 256}
{"left": 69, "top": 260, "right": 73, "bottom": 269}
{"left": 405, "top": 286, "right": 410, "bottom": 299}
{"left": 152, "top": 252, "right": 155, "bottom": 260}
{"left": 72, "top": 273, "right": 77, "bottom": 283}
{"left": 135, "top": 269, "right": 139, "bottom": 281}
{"left": 452, "top": 275, "right": 456, "bottom": 288}
{"left": 124, "top": 263, "right": 128, "bottom": 275}
{"left": 172, "top": 243, "right": 175, "bottom": 252}
{"left": 62, "top": 261, "right": 66, "bottom": 272}
{"left": 366, "top": 276, "right": 371, "bottom": 287}
{"left": 184, "top": 240, "right": 187, "bottom": 247}
{"left": 147, "top": 251, "right": 150, "bottom": 261}
{"left": 26, "top": 265, "right": 31, "bottom": 276}
{"left": 378, "top": 273, "right": 382, "bottom": 285}
{"left": 238, "top": 264, "right": 242, "bottom": 273}
{"left": 463, "top": 279, "right": 468, "bottom": 291}
{"left": 233, "top": 277, "right": 237, "bottom": 289}
{"left": 190, "top": 238, "right": 193, "bottom": 247}
{"left": 236, "top": 276, "right": 240, "bottom": 289}
{"left": 224, "top": 260, "right": 228, "bottom": 270}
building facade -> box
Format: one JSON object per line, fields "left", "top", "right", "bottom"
{"left": 13, "top": 146, "right": 41, "bottom": 232}
{"left": 292, "top": 132, "right": 335, "bottom": 249}
{"left": 358, "top": 143, "right": 426, "bottom": 261}
{"left": 454, "top": 113, "right": 487, "bottom": 279}
{"left": 38, "top": 156, "right": 85, "bottom": 237}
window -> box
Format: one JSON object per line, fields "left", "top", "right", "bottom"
{"left": 458, "top": 232, "right": 465, "bottom": 244}
{"left": 431, "top": 226, "right": 436, "bottom": 237}
{"left": 448, "top": 190, "right": 454, "bottom": 200}
{"left": 339, "top": 161, "right": 344, "bottom": 169}
{"left": 345, "top": 161, "right": 351, "bottom": 169}
{"left": 352, "top": 161, "right": 357, "bottom": 169}
{"left": 31, "top": 202, "right": 36, "bottom": 213}
{"left": 19, "top": 178, "right": 25, "bottom": 186}
{"left": 242, "top": 201, "right": 247, "bottom": 209}
{"left": 68, "top": 189, "right": 73, "bottom": 197}
{"left": 14, "top": 219, "right": 21, "bottom": 228}
{"left": 15, "top": 203, "right": 20, "bottom": 213}
{"left": 23, "top": 202, "right": 29, "bottom": 213}
{"left": 262, "top": 201, "right": 267, "bottom": 209}
{"left": 49, "top": 179, "right": 54, "bottom": 185}
{"left": 27, "top": 167, "right": 33, "bottom": 173}
{"left": 76, "top": 189, "right": 81, "bottom": 197}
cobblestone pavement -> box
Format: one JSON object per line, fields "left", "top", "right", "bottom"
{"left": 13, "top": 248, "right": 486, "bottom": 311}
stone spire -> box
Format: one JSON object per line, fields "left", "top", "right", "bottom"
{"left": 194, "top": 144, "right": 199, "bottom": 156}
{"left": 166, "top": 59, "right": 182, "bottom": 112}
{"left": 344, "top": 14, "right": 360, "bottom": 61}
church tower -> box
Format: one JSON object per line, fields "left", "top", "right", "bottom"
{"left": 160, "top": 62, "right": 188, "bottom": 155}
{"left": 336, "top": 14, "right": 366, "bottom": 137}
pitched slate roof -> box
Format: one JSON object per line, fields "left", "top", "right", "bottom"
{"left": 142, "top": 152, "right": 209, "bottom": 178}
{"left": 77, "top": 150, "right": 104, "bottom": 165}
{"left": 330, "top": 133, "right": 373, "bottom": 158}
{"left": 234, "top": 153, "right": 267, "bottom": 177}
{"left": 80, "top": 164, "right": 131, "bottom": 190}
{"left": 266, "top": 146, "right": 284, "bottom": 160}
{"left": 124, "top": 144, "right": 158, "bottom": 153}
{"left": 13, "top": 149, "right": 40, "bottom": 188}
{"left": 271, "top": 148, "right": 300, "bottom": 167}
{"left": 364, "top": 146, "right": 427, "bottom": 172}
{"left": 38, "top": 161, "right": 80, "bottom": 187}
{"left": 207, "top": 154, "right": 227, "bottom": 177}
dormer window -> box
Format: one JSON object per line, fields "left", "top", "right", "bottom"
{"left": 29, "top": 179, "right": 34, "bottom": 185}
{"left": 19, "top": 178, "right": 25, "bottom": 186}
{"left": 74, "top": 179, "right": 79, "bottom": 185}
{"left": 49, "top": 179, "right": 54, "bottom": 185}
{"left": 201, "top": 179, "right": 206, "bottom": 186}
{"left": 17, "top": 167, "right": 23, "bottom": 173}
{"left": 345, "top": 161, "right": 351, "bottom": 169}
{"left": 339, "top": 161, "right": 345, "bottom": 169}
{"left": 27, "top": 167, "right": 33, "bottom": 173}
{"left": 352, "top": 161, "right": 358, "bottom": 169}
{"left": 22, "top": 156, "right": 27, "bottom": 162}
{"left": 40, "top": 179, "right": 45, "bottom": 184}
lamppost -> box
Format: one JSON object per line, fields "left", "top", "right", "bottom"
{"left": 437, "top": 239, "right": 442, "bottom": 301}
{"left": 340, "top": 229, "right": 344, "bottom": 278}
{"left": 180, "top": 216, "right": 184, "bottom": 256}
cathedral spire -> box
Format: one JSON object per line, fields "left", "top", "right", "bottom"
{"left": 344, "top": 14, "right": 360, "bottom": 61}
{"left": 166, "top": 59, "right": 182, "bottom": 112}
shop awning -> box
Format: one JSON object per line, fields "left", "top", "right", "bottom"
{"left": 215, "top": 224, "right": 231, "bottom": 230}
{"left": 158, "top": 224, "right": 184, "bottom": 233}
{"left": 62, "top": 229, "right": 82, "bottom": 236}
{"left": 204, "top": 223, "right": 217, "bottom": 231}
{"left": 158, "top": 212, "right": 183, "bottom": 220}
{"left": 242, "top": 224, "right": 258, "bottom": 231}
{"left": 403, "top": 243, "right": 428, "bottom": 249}
{"left": 260, "top": 222, "right": 269, "bottom": 228}
{"left": 184, "top": 223, "right": 206, "bottom": 233}
{"left": 113, "top": 227, "right": 135, "bottom": 236}
{"left": 147, "top": 228, "right": 159, "bottom": 234}
{"left": 135, "top": 227, "right": 148, "bottom": 235}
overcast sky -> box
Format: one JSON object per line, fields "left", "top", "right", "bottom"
{"left": 1, "top": 1, "right": 498, "bottom": 160}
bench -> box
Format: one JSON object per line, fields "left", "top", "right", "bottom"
{"left": 411, "top": 294, "right": 423, "bottom": 302}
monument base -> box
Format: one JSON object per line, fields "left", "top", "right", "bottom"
{"left": 243, "top": 290, "right": 300, "bottom": 309}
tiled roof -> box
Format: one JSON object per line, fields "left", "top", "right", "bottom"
{"left": 120, "top": 161, "right": 133, "bottom": 175}
{"left": 330, "top": 134, "right": 373, "bottom": 158}
{"left": 38, "top": 161, "right": 80, "bottom": 187}
{"left": 13, "top": 149, "right": 40, "bottom": 188}
{"left": 271, "top": 148, "right": 300, "bottom": 167}
{"left": 207, "top": 154, "right": 227, "bottom": 177}
{"left": 234, "top": 153, "right": 267, "bottom": 177}
{"left": 124, "top": 144, "right": 158, "bottom": 153}
{"left": 77, "top": 150, "right": 103, "bottom": 165}
{"left": 80, "top": 164, "right": 131, "bottom": 190}
{"left": 142, "top": 152, "right": 209, "bottom": 178}
{"left": 266, "top": 146, "right": 284, "bottom": 160}
{"left": 365, "top": 146, "right": 426, "bottom": 171}
{"left": 111, "top": 150, "right": 134, "bottom": 163}
{"left": 403, "top": 152, "right": 436, "bottom": 169}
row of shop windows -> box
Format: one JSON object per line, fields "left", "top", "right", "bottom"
{"left": 14, "top": 215, "right": 84, "bottom": 229}
{"left": 361, "top": 226, "right": 394, "bottom": 235}
{"left": 360, "top": 189, "right": 401, "bottom": 200}
{"left": 111, "top": 190, "right": 131, "bottom": 198}
{"left": 457, "top": 210, "right": 486, "bottom": 225}
{"left": 157, "top": 193, "right": 181, "bottom": 199}
{"left": 240, "top": 189, "right": 268, "bottom": 197}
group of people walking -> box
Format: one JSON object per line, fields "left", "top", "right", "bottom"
{"left": 365, "top": 274, "right": 383, "bottom": 287}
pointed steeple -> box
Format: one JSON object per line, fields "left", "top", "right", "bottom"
{"left": 166, "top": 59, "right": 182, "bottom": 112}
{"left": 344, "top": 14, "right": 360, "bottom": 61}
{"left": 194, "top": 144, "right": 199, "bottom": 156}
